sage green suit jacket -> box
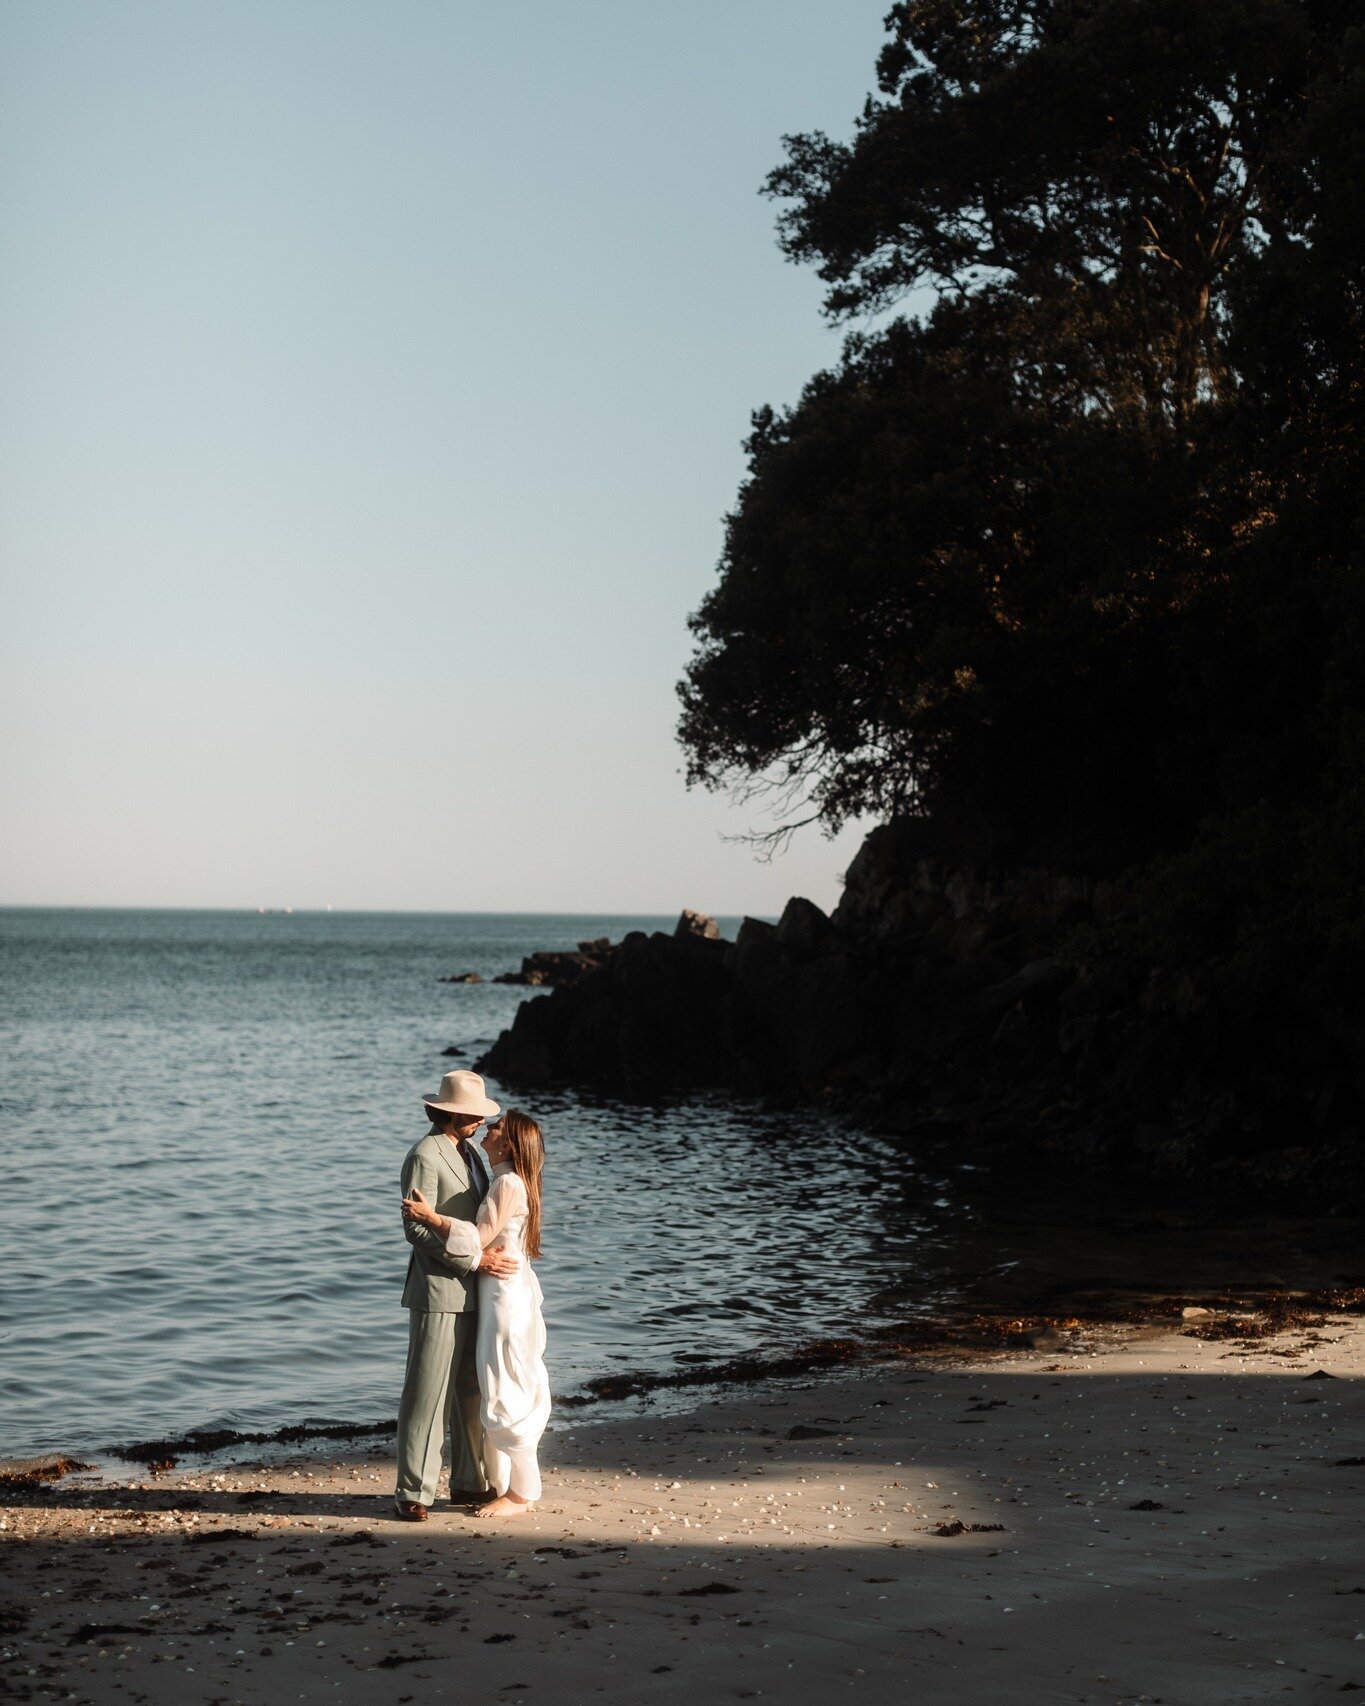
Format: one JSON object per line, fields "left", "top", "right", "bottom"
{"left": 400, "top": 1130, "right": 483, "bottom": 1312}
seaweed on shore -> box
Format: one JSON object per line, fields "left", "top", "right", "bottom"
{"left": 0, "top": 1457, "right": 94, "bottom": 1489}
{"left": 556, "top": 1336, "right": 871, "bottom": 1405}
{"left": 558, "top": 1287, "right": 1365, "bottom": 1407}
{"left": 556, "top": 1314, "right": 1084, "bottom": 1406}
{"left": 108, "top": 1417, "right": 397, "bottom": 1466}
{"left": 1171, "top": 1285, "right": 1365, "bottom": 1342}
{"left": 88, "top": 1285, "right": 1365, "bottom": 1463}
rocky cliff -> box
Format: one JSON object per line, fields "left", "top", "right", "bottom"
{"left": 477, "top": 820, "right": 1364, "bottom": 1207}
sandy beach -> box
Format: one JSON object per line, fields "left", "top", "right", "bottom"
{"left": 4, "top": 1306, "right": 1362, "bottom": 1706}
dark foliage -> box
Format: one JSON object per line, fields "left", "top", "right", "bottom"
{"left": 679, "top": 1, "right": 1364, "bottom": 881}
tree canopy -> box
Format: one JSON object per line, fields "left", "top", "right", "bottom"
{"left": 679, "top": 1, "right": 1364, "bottom": 873}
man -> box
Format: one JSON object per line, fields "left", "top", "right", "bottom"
{"left": 394, "top": 1068, "right": 518, "bottom": 1521}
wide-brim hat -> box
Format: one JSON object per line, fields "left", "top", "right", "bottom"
{"left": 422, "top": 1068, "right": 501, "bottom": 1119}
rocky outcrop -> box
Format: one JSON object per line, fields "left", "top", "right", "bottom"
{"left": 479, "top": 917, "right": 732, "bottom": 1089}
{"left": 493, "top": 939, "right": 614, "bottom": 988}
{"left": 477, "top": 831, "right": 1108, "bottom": 1100}
{"left": 476, "top": 888, "right": 909, "bottom": 1097}
{"left": 475, "top": 822, "right": 1364, "bottom": 1207}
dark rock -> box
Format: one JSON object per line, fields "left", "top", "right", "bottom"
{"left": 1058, "top": 965, "right": 1131, "bottom": 1020}
{"left": 773, "top": 896, "right": 831, "bottom": 960}
{"left": 948, "top": 913, "right": 1003, "bottom": 961}
{"left": 731, "top": 944, "right": 869, "bottom": 1092}
{"left": 974, "top": 958, "right": 1070, "bottom": 1020}
{"left": 440, "top": 972, "right": 483, "bottom": 984}
{"left": 479, "top": 925, "right": 732, "bottom": 1090}
{"left": 1057, "top": 1013, "right": 1099, "bottom": 1057}
{"left": 831, "top": 819, "right": 971, "bottom": 942}
{"left": 493, "top": 941, "right": 616, "bottom": 988}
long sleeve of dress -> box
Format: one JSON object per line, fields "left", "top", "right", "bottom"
{"left": 477, "top": 1174, "right": 527, "bottom": 1249}
{"left": 443, "top": 1175, "right": 526, "bottom": 1261}
{"left": 440, "top": 1216, "right": 483, "bottom": 1265}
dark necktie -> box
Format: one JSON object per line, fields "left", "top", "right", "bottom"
{"left": 458, "top": 1139, "right": 489, "bottom": 1199}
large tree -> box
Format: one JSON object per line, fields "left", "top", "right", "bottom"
{"left": 679, "top": 1, "right": 1363, "bottom": 871}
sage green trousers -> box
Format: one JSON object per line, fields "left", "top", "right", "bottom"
{"left": 394, "top": 1310, "right": 489, "bottom": 1507}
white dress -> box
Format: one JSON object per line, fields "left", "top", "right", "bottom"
{"left": 444, "top": 1164, "right": 550, "bottom": 1501}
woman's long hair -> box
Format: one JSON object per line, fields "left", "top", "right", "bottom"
{"left": 501, "top": 1108, "right": 544, "bottom": 1258}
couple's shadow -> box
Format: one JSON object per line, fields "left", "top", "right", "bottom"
{"left": 52, "top": 1480, "right": 494, "bottom": 1524}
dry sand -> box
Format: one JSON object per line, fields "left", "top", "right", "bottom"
{"left": 3, "top": 1314, "right": 1363, "bottom": 1705}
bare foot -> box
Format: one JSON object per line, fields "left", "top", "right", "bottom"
{"left": 472, "top": 1493, "right": 533, "bottom": 1520}
{"left": 450, "top": 1486, "right": 496, "bottom": 1507}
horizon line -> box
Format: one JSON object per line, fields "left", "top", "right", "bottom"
{"left": 0, "top": 901, "right": 784, "bottom": 919}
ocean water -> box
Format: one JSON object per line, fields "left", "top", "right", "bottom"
{"left": 0, "top": 908, "right": 954, "bottom": 1461}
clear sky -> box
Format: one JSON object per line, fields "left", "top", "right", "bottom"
{"left": 0, "top": 0, "right": 892, "bottom": 915}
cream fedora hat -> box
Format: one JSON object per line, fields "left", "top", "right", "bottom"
{"left": 422, "top": 1068, "right": 501, "bottom": 1119}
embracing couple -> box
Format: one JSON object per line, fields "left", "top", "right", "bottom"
{"left": 392, "top": 1068, "right": 550, "bottom": 1523}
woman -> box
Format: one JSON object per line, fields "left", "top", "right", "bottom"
{"left": 403, "top": 1108, "right": 550, "bottom": 1520}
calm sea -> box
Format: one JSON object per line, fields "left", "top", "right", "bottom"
{"left": 0, "top": 908, "right": 956, "bottom": 1462}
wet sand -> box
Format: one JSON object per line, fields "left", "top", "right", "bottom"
{"left": 3, "top": 1312, "right": 1362, "bottom": 1705}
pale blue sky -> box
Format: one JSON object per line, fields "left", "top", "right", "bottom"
{"left": 0, "top": 1, "right": 894, "bottom": 914}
